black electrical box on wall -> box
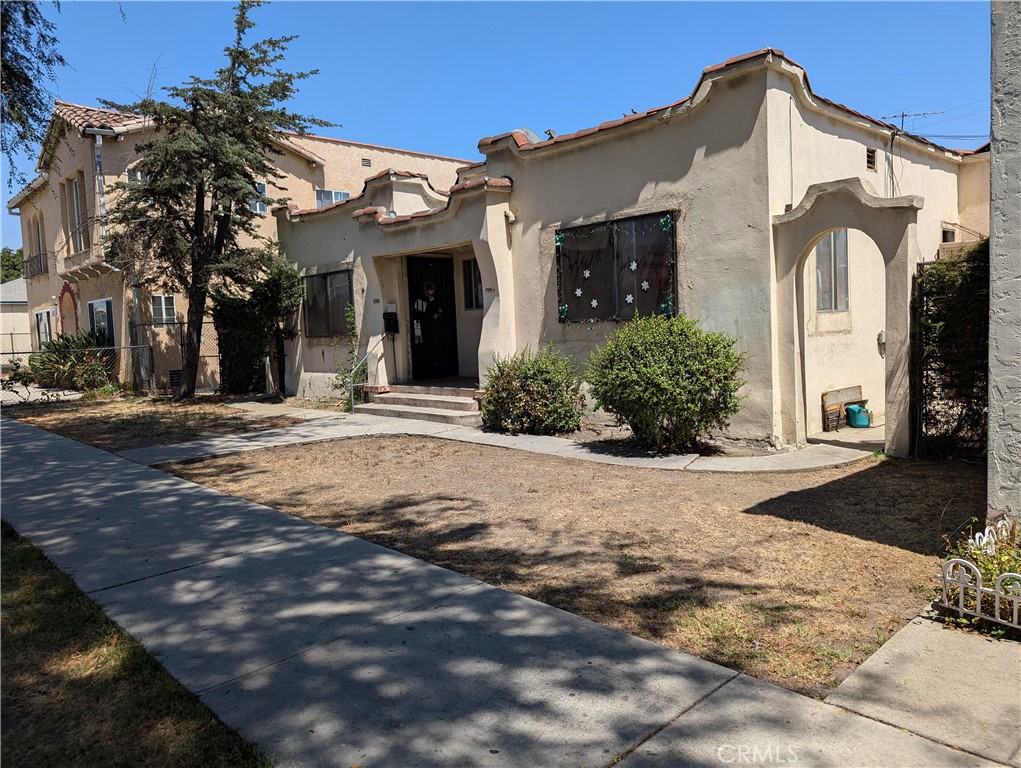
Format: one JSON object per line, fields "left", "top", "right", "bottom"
{"left": 383, "top": 312, "right": 399, "bottom": 334}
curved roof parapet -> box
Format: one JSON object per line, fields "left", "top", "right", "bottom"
{"left": 478, "top": 48, "right": 977, "bottom": 159}
{"left": 773, "top": 177, "right": 923, "bottom": 228}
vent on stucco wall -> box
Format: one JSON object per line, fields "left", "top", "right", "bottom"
{"left": 361, "top": 158, "right": 372, "bottom": 168}
{"left": 866, "top": 147, "right": 877, "bottom": 172}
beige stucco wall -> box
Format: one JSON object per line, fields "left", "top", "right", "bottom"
{"left": 989, "top": 3, "right": 1020, "bottom": 520}
{"left": 276, "top": 184, "right": 508, "bottom": 398}
{"left": 275, "top": 53, "right": 988, "bottom": 451}
{"left": 801, "top": 229, "right": 887, "bottom": 434}
{"left": 1, "top": 302, "right": 31, "bottom": 364}
{"left": 763, "top": 62, "right": 980, "bottom": 447}
{"left": 478, "top": 65, "right": 775, "bottom": 440}
{"left": 287, "top": 133, "right": 470, "bottom": 198}
{"left": 957, "top": 155, "right": 991, "bottom": 238}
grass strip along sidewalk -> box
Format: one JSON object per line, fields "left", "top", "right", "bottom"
{"left": 1, "top": 521, "right": 271, "bottom": 768}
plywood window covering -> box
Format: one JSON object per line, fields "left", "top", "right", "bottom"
{"left": 556, "top": 211, "right": 675, "bottom": 322}
{"left": 303, "top": 270, "right": 353, "bottom": 337}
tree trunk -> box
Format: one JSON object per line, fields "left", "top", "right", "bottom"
{"left": 176, "top": 283, "right": 208, "bottom": 400}
{"left": 266, "top": 326, "right": 286, "bottom": 399}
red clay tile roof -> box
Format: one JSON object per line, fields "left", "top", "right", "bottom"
{"left": 479, "top": 48, "right": 972, "bottom": 158}
{"left": 53, "top": 100, "right": 148, "bottom": 133}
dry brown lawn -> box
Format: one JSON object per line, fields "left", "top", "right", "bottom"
{"left": 168, "top": 435, "right": 985, "bottom": 699}
{"left": 5, "top": 395, "right": 299, "bottom": 451}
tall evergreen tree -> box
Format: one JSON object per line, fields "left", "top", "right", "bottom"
{"left": 1, "top": 0, "right": 67, "bottom": 189}
{"left": 106, "top": 0, "right": 329, "bottom": 399}
{"left": 1, "top": 247, "right": 24, "bottom": 282}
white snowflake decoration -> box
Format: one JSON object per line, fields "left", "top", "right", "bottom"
{"left": 629, "top": 260, "right": 638, "bottom": 272}
{"left": 583, "top": 269, "right": 591, "bottom": 279}
{"left": 590, "top": 298, "right": 599, "bottom": 308}
{"left": 575, "top": 288, "right": 583, "bottom": 297}
{"left": 641, "top": 280, "right": 650, "bottom": 291}
{"left": 625, "top": 294, "right": 634, "bottom": 304}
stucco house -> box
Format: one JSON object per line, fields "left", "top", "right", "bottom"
{"left": 274, "top": 49, "right": 990, "bottom": 456}
{"left": 5, "top": 101, "right": 469, "bottom": 389}
{"left": 1, "top": 277, "right": 29, "bottom": 369}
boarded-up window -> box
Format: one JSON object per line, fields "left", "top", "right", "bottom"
{"left": 303, "top": 270, "right": 353, "bottom": 337}
{"left": 556, "top": 211, "right": 675, "bottom": 322}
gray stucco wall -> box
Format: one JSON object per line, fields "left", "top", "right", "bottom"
{"left": 989, "top": 3, "right": 1021, "bottom": 521}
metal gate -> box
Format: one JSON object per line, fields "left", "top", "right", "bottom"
{"left": 910, "top": 261, "right": 988, "bottom": 458}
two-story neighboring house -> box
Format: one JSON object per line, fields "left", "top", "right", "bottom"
{"left": 5, "top": 101, "right": 469, "bottom": 390}
{"left": 273, "top": 49, "right": 990, "bottom": 456}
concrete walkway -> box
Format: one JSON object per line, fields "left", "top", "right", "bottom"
{"left": 2, "top": 416, "right": 1017, "bottom": 767}
{"left": 117, "top": 402, "right": 882, "bottom": 472}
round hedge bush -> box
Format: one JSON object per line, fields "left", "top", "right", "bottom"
{"left": 585, "top": 314, "right": 745, "bottom": 450}
{"left": 481, "top": 345, "right": 584, "bottom": 435}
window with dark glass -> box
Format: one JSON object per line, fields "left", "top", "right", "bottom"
{"left": 303, "top": 270, "right": 353, "bottom": 337}
{"left": 815, "top": 229, "right": 849, "bottom": 312}
{"left": 463, "top": 258, "right": 483, "bottom": 310}
{"left": 556, "top": 211, "right": 675, "bottom": 322}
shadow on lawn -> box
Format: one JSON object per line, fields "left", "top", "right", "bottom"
{"left": 742, "top": 457, "right": 986, "bottom": 555}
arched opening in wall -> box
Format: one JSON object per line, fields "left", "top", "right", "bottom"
{"left": 58, "top": 284, "right": 79, "bottom": 335}
{"left": 796, "top": 227, "right": 886, "bottom": 447}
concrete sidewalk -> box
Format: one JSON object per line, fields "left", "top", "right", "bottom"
{"left": 2, "top": 416, "right": 1016, "bottom": 767}
{"left": 117, "top": 404, "right": 879, "bottom": 473}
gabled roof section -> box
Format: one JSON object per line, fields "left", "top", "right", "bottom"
{"left": 479, "top": 48, "right": 978, "bottom": 159}
{"left": 271, "top": 134, "right": 327, "bottom": 166}
{"left": 0, "top": 278, "right": 27, "bottom": 304}
{"left": 279, "top": 130, "right": 473, "bottom": 164}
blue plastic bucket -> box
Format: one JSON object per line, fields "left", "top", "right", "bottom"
{"left": 846, "top": 403, "right": 871, "bottom": 428}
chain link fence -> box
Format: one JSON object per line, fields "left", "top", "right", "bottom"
{"left": 131, "top": 321, "right": 222, "bottom": 394}
{"left": 2, "top": 322, "right": 223, "bottom": 396}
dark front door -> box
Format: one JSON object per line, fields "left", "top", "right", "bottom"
{"left": 408, "top": 256, "right": 458, "bottom": 381}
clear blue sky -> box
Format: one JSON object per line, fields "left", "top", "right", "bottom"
{"left": 1, "top": 0, "right": 992, "bottom": 250}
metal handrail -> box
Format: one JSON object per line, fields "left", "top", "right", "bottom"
{"left": 349, "top": 335, "right": 387, "bottom": 411}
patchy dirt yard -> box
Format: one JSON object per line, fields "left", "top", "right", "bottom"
{"left": 4, "top": 396, "right": 299, "bottom": 451}
{"left": 168, "top": 435, "right": 984, "bottom": 699}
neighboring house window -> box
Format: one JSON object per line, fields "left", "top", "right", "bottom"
{"left": 556, "top": 211, "right": 676, "bottom": 322}
{"left": 816, "top": 229, "right": 849, "bottom": 312}
{"left": 315, "top": 189, "right": 350, "bottom": 208}
{"left": 463, "top": 258, "right": 483, "bottom": 310}
{"left": 151, "top": 295, "right": 176, "bottom": 328}
{"left": 942, "top": 228, "right": 957, "bottom": 244}
{"left": 125, "top": 166, "right": 148, "bottom": 185}
{"left": 60, "top": 169, "right": 91, "bottom": 254}
{"left": 303, "top": 270, "right": 353, "bottom": 337}
{"left": 34, "top": 310, "right": 52, "bottom": 347}
{"left": 249, "top": 182, "right": 268, "bottom": 214}
{"left": 88, "top": 298, "right": 115, "bottom": 346}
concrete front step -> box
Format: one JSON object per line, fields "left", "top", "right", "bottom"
{"left": 386, "top": 385, "right": 479, "bottom": 398}
{"left": 353, "top": 402, "right": 482, "bottom": 427}
{"left": 369, "top": 392, "right": 479, "bottom": 412}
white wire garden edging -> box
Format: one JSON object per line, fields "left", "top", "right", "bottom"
{"left": 937, "top": 519, "right": 1021, "bottom": 631}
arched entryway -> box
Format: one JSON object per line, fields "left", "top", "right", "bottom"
{"left": 58, "top": 282, "right": 79, "bottom": 334}
{"left": 797, "top": 226, "right": 887, "bottom": 437}
{"left": 773, "top": 178, "right": 923, "bottom": 456}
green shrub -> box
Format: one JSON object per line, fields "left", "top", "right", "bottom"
{"left": 481, "top": 345, "right": 584, "bottom": 435}
{"left": 585, "top": 314, "right": 745, "bottom": 450}
{"left": 29, "top": 331, "right": 118, "bottom": 390}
